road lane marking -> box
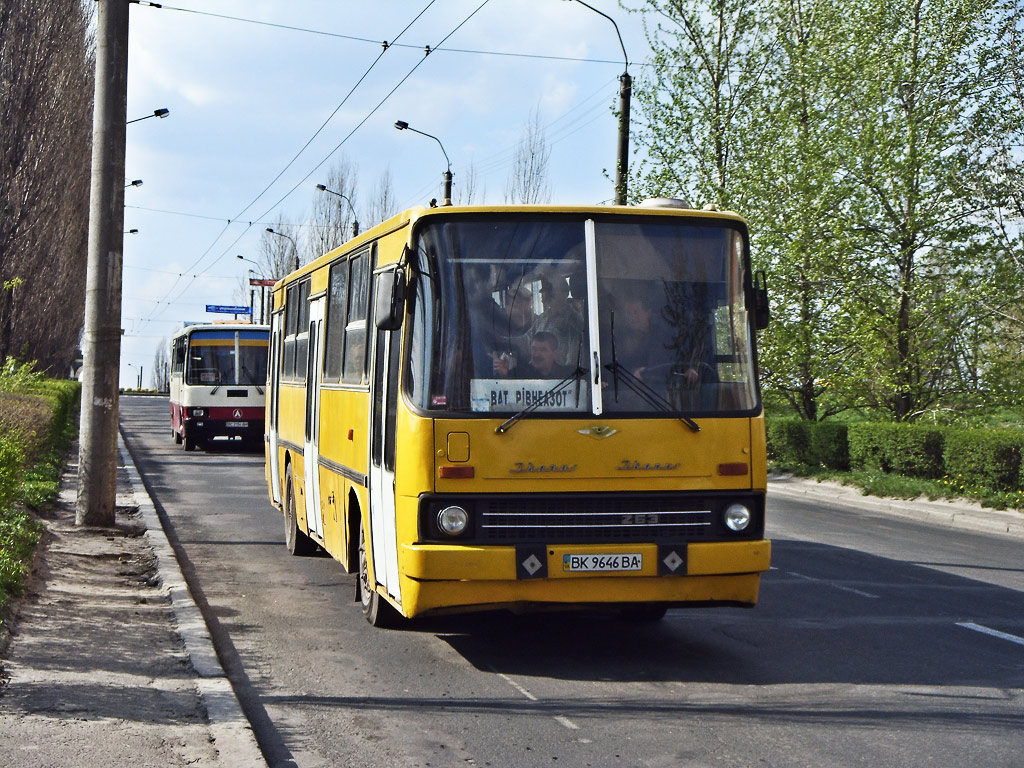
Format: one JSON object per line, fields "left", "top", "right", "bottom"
{"left": 495, "top": 671, "right": 537, "bottom": 700}
{"left": 788, "top": 570, "right": 880, "bottom": 599}
{"left": 554, "top": 715, "right": 579, "bottom": 730}
{"left": 957, "top": 622, "right": 1024, "bottom": 647}
{"left": 492, "top": 669, "right": 581, "bottom": 732}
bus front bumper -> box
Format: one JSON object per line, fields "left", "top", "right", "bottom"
{"left": 395, "top": 539, "right": 771, "bottom": 618}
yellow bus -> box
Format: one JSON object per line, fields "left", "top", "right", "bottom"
{"left": 265, "top": 199, "right": 771, "bottom": 625}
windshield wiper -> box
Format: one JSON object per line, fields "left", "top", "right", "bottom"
{"left": 241, "top": 365, "right": 264, "bottom": 395}
{"left": 606, "top": 311, "right": 700, "bottom": 433}
{"left": 495, "top": 365, "right": 586, "bottom": 434}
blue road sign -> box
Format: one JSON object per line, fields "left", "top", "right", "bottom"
{"left": 206, "top": 304, "right": 252, "bottom": 314}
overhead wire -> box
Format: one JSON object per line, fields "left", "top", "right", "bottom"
{"left": 131, "top": 1, "right": 438, "bottom": 333}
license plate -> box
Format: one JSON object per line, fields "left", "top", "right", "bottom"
{"left": 562, "top": 553, "right": 642, "bottom": 572}
{"left": 226, "top": 421, "right": 247, "bottom": 428}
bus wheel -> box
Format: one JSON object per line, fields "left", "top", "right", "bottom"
{"left": 173, "top": 428, "right": 182, "bottom": 445}
{"left": 284, "top": 465, "right": 316, "bottom": 556}
{"left": 358, "top": 521, "right": 398, "bottom": 627}
{"left": 619, "top": 604, "right": 668, "bottom": 622}
{"left": 183, "top": 429, "right": 196, "bottom": 452}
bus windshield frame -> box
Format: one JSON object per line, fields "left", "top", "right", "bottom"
{"left": 407, "top": 213, "right": 761, "bottom": 419}
{"left": 185, "top": 329, "right": 269, "bottom": 388}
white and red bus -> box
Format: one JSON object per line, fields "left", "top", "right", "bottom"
{"left": 169, "top": 323, "right": 270, "bottom": 451}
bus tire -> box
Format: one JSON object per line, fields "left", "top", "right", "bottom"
{"left": 358, "top": 520, "right": 398, "bottom": 627}
{"left": 173, "top": 428, "right": 182, "bottom": 444}
{"left": 183, "top": 429, "right": 196, "bottom": 452}
{"left": 284, "top": 465, "right": 316, "bottom": 556}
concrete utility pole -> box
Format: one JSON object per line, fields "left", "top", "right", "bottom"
{"left": 77, "top": 0, "right": 129, "bottom": 527}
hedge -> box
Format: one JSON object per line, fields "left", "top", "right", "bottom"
{"left": 768, "top": 418, "right": 1023, "bottom": 493}
{"left": 943, "top": 429, "right": 1024, "bottom": 493}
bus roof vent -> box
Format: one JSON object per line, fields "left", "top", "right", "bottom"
{"left": 638, "top": 197, "right": 692, "bottom": 209}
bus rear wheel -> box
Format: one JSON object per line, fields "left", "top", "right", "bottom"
{"left": 358, "top": 521, "right": 398, "bottom": 627}
{"left": 284, "top": 465, "right": 316, "bottom": 556}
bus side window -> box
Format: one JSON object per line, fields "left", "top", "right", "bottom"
{"left": 343, "top": 251, "right": 369, "bottom": 384}
{"left": 324, "top": 258, "right": 350, "bottom": 383}
{"left": 283, "top": 284, "right": 297, "bottom": 379}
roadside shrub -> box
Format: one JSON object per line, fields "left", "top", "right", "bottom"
{"left": 887, "top": 424, "right": 945, "bottom": 479}
{"left": 944, "top": 429, "right": 1024, "bottom": 493}
{"left": 809, "top": 422, "right": 850, "bottom": 470}
{"left": 0, "top": 438, "right": 24, "bottom": 509}
{"left": 766, "top": 419, "right": 812, "bottom": 465}
{"left": 848, "top": 423, "right": 892, "bottom": 472}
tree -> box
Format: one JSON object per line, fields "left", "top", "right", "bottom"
{"left": 368, "top": 169, "right": 397, "bottom": 225}
{"left": 152, "top": 340, "right": 170, "bottom": 393}
{"left": 833, "top": 0, "right": 1021, "bottom": 419}
{"left": 504, "top": 108, "right": 552, "bottom": 204}
{"left": 260, "top": 218, "right": 303, "bottom": 281}
{"left": 455, "top": 160, "right": 484, "bottom": 205}
{"left": 626, "top": 0, "right": 772, "bottom": 208}
{"left": 630, "top": 0, "right": 1024, "bottom": 420}
{"left": 312, "top": 157, "right": 358, "bottom": 256}
{"left": 0, "top": 0, "right": 93, "bottom": 373}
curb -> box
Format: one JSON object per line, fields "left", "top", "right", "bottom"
{"left": 768, "top": 476, "right": 1024, "bottom": 539}
{"left": 118, "top": 433, "right": 269, "bottom": 768}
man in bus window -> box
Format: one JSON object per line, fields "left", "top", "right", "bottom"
{"left": 533, "top": 274, "right": 585, "bottom": 367}
{"left": 493, "top": 331, "right": 571, "bottom": 379}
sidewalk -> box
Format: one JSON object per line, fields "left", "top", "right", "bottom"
{"left": 0, "top": 436, "right": 266, "bottom": 768}
{"left": 768, "top": 473, "right": 1024, "bottom": 539}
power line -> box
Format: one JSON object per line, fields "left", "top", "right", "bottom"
{"left": 131, "top": 2, "right": 437, "bottom": 333}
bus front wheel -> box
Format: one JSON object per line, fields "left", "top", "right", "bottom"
{"left": 283, "top": 465, "right": 316, "bottom": 556}
{"left": 183, "top": 428, "right": 196, "bottom": 452}
{"left": 358, "top": 521, "right": 398, "bottom": 628}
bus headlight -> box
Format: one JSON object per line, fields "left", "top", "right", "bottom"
{"left": 724, "top": 503, "right": 752, "bottom": 532}
{"left": 437, "top": 505, "right": 469, "bottom": 536}
{"left": 191, "top": 408, "right": 205, "bottom": 417}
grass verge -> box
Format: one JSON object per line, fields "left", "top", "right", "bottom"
{"left": 769, "top": 462, "right": 1024, "bottom": 512}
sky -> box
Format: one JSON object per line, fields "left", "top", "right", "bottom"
{"left": 119, "top": 0, "right": 659, "bottom": 388}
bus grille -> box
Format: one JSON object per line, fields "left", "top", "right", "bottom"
{"left": 478, "top": 498, "right": 714, "bottom": 543}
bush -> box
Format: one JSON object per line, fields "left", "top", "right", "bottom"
{"left": 766, "top": 419, "right": 812, "bottom": 465}
{"left": 809, "top": 421, "right": 850, "bottom": 470}
{"left": 848, "top": 423, "right": 944, "bottom": 479}
{"left": 944, "top": 429, "right": 1024, "bottom": 493}
{"left": 0, "top": 437, "right": 24, "bottom": 509}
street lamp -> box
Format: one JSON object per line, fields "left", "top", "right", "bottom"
{"left": 266, "top": 228, "right": 300, "bottom": 272}
{"left": 394, "top": 120, "right": 453, "bottom": 206}
{"left": 125, "top": 363, "right": 143, "bottom": 390}
{"left": 125, "top": 228, "right": 138, "bottom": 234}
{"left": 125, "top": 179, "right": 143, "bottom": 188}
{"left": 238, "top": 256, "right": 269, "bottom": 324}
{"left": 315, "top": 184, "right": 360, "bottom": 237}
{"left": 565, "top": 0, "right": 630, "bottom": 205}
{"left": 127, "top": 108, "right": 170, "bottom": 124}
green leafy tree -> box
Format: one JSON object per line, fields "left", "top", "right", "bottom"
{"left": 834, "top": 0, "right": 1021, "bottom": 420}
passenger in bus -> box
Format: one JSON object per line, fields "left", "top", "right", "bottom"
{"left": 533, "top": 274, "right": 585, "bottom": 367}
{"left": 486, "top": 285, "right": 535, "bottom": 377}
{"left": 492, "top": 331, "right": 573, "bottom": 379}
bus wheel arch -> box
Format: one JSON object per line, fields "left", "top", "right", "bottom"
{"left": 283, "top": 460, "right": 316, "bottom": 556}
{"left": 357, "top": 516, "right": 399, "bottom": 627}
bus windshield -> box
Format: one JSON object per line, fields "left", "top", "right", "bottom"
{"left": 409, "top": 215, "right": 760, "bottom": 417}
{"left": 186, "top": 329, "right": 268, "bottom": 387}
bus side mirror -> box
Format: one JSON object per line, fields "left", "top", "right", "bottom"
{"left": 374, "top": 269, "right": 407, "bottom": 331}
{"left": 753, "top": 270, "right": 769, "bottom": 330}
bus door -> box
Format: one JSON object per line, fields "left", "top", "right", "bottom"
{"left": 368, "top": 288, "right": 402, "bottom": 603}
{"left": 303, "top": 297, "right": 325, "bottom": 541}
{"left": 268, "top": 312, "right": 282, "bottom": 505}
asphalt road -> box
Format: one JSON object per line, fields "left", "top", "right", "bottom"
{"left": 120, "top": 396, "right": 1024, "bottom": 768}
